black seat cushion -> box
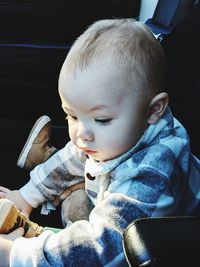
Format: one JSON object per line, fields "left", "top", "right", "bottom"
{"left": 123, "top": 216, "right": 200, "bottom": 267}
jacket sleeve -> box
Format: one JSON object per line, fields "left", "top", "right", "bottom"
{"left": 20, "top": 141, "right": 85, "bottom": 208}
{"left": 10, "top": 193, "right": 144, "bottom": 267}
{"left": 10, "top": 169, "right": 175, "bottom": 267}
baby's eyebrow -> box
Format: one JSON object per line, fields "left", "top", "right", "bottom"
{"left": 89, "top": 105, "right": 107, "bottom": 112}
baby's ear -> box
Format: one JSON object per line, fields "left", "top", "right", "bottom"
{"left": 147, "top": 93, "right": 169, "bottom": 124}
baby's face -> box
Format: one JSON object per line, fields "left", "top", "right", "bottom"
{"left": 59, "top": 61, "right": 148, "bottom": 161}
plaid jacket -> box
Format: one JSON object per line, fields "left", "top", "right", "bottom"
{"left": 12, "top": 107, "right": 200, "bottom": 267}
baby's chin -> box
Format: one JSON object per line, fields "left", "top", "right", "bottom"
{"left": 89, "top": 154, "right": 108, "bottom": 162}
{"left": 90, "top": 153, "right": 121, "bottom": 162}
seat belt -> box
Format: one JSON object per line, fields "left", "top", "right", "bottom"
{"left": 145, "top": 0, "right": 194, "bottom": 40}
{"left": 152, "top": 0, "right": 181, "bottom": 28}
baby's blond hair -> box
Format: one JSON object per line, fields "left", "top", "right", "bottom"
{"left": 61, "top": 18, "right": 166, "bottom": 103}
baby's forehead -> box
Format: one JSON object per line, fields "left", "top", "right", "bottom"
{"left": 60, "top": 59, "right": 138, "bottom": 101}
{"left": 64, "top": 55, "right": 137, "bottom": 87}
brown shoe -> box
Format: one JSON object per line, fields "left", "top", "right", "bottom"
{"left": 0, "top": 198, "right": 43, "bottom": 238}
{"left": 17, "top": 115, "right": 57, "bottom": 170}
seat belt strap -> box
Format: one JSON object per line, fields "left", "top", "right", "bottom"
{"left": 152, "top": 0, "right": 182, "bottom": 28}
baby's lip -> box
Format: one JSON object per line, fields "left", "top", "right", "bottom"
{"left": 79, "top": 147, "right": 97, "bottom": 155}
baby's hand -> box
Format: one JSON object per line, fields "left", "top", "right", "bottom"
{"left": 0, "top": 186, "right": 32, "bottom": 218}
{"left": 0, "top": 228, "right": 24, "bottom": 267}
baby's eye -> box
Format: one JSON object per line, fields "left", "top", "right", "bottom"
{"left": 65, "top": 114, "right": 77, "bottom": 121}
{"left": 95, "top": 118, "right": 112, "bottom": 125}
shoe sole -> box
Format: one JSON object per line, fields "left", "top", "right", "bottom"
{"left": 17, "top": 115, "right": 51, "bottom": 169}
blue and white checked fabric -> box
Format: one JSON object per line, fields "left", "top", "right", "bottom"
{"left": 14, "top": 107, "right": 200, "bottom": 267}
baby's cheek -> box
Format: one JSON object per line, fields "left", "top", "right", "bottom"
{"left": 68, "top": 128, "right": 76, "bottom": 143}
{"left": 103, "top": 139, "right": 123, "bottom": 156}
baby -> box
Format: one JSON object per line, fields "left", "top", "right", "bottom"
{"left": 1, "top": 18, "right": 200, "bottom": 267}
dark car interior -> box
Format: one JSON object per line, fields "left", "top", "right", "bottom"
{"left": 0, "top": 0, "right": 200, "bottom": 266}
{"left": 0, "top": 0, "right": 140, "bottom": 126}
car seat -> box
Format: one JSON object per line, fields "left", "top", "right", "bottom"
{"left": 123, "top": 1, "right": 200, "bottom": 266}
{"left": 123, "top": 216, "right": 200, "bottom": 267}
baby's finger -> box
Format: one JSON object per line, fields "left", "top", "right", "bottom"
{"left": 0, "top": 227, "right": 24, "bottom": 241}
{"left": 0, "top": 187, "right": 11, "bottom": 199}
{"left": 8, "top": 228, "right": 24, "bottom": 240}
{"left": 0, "top": 186, "right": 11, "bottom": 193}
{"left": 0, "top": 192, "right": 7, "bottom": 198}
{"left": 21, "top": 209, "right": 31, "bottom": 218}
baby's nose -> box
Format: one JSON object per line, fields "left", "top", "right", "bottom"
{"left": 76, "top": 123, "right": 94, "bottom": 141}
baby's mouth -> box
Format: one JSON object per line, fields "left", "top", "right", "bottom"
{"left": 79, "top": 147, "right": 97, "bottom": 155}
